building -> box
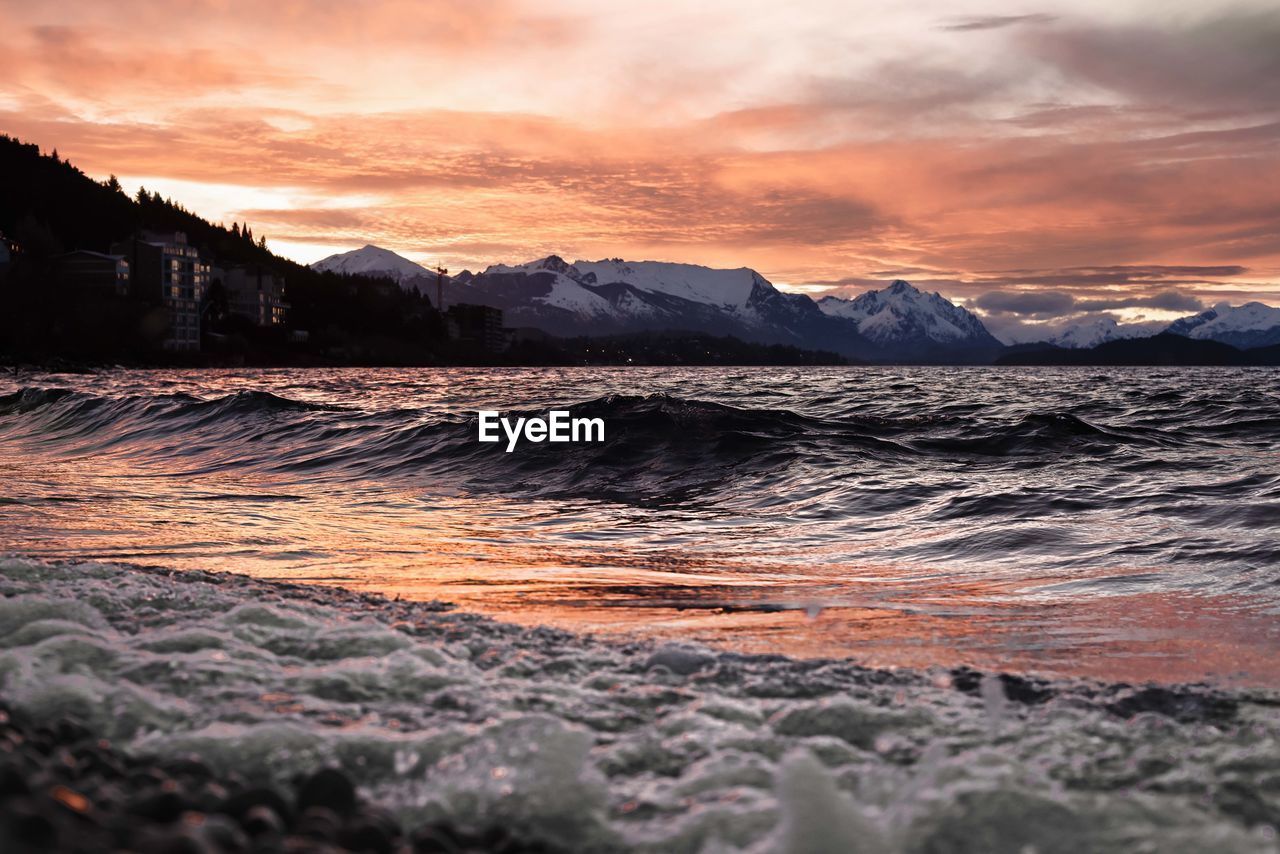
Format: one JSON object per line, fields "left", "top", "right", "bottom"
{"left": 112, "top": 231, "right": 209, "bottom": 351}
{"left": 505, "top": 326, "right": 554, "bottom": 347}
{"left": 215, "top": 264, "right": 288, "bottom": 326}
{"left": 54, "top": 250, "right": 130, "bottom": 297}
{"left": 445, "top": 303, "right": 505, "bottom": 351}
{"left": 0, "top": 232, "right": 17, "bottom": 281}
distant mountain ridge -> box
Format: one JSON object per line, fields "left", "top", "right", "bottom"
{"left": 816, "top": 279, "right": 1001, "bottom": 360}
{"left": 445, "top": 254, "right": 869, "bottom": 358}
{"left": 449, "top": 257, "right": 1001, "bottom": 361}
{"left": 312, "top": 244, "right": 431, "bottom": 289}
{"left": 1023, "top": 303, "right": 1280, "bottom": 350}
{"left": 1044, "top": 317, "right": 1162, "bottom": 349}
{"left": 309, "top": 245, "right": 1280, "bottom": 364}
{"left": 310, "top": 247, "right": 1002, "bottom": 362}
{"left": 482, "top": 256, "right": 767, "bottom": 307}
{"left": 997, "top": 333, "right": 1280, "bottom": 366}
{"left": 1165, "top": 302, "right": 1280, "bottom": 349}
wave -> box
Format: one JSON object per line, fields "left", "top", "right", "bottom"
{"left": 904, "top": 412, "right": 1173, "bottom": 457}
{"left": 2, "top": 369, "right": 1278, "bottom": 648}
{"left": 0, "top": 385, "right": 1260, "bottom": 508}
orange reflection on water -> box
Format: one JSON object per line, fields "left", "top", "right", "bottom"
{"left": 302, "top": 551, "right": 1280, "bottom": 688}
{"left": 6, "top": 456, "right": 1279, "bottom": 689}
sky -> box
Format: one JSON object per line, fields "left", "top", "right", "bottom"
{"left": 2, "top": 0, "right": 1278, "bottom": 340}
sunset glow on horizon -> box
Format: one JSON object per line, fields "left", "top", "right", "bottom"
{"left": 3, "top": 0, "right": 1278, "bottom": 339}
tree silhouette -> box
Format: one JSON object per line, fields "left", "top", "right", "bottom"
{"left": 0, "top": 133, "right": 459, "bottom": 365}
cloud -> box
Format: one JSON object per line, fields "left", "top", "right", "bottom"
{"left": 701, "top": 60, "right": 1024, "bottom": 147}
{"left": 941, "top": 14, "right": 1056, "bottom": 32}
{"left": 976, "top": 287, "right": 1204, "bottom": 319}
{"left": 972, "top": 266, "right": 1249, "bottom": 288}
{"left": 2, "top": 0, "right": 1278, "bottom": 299}
{"left": 3, "top": 1, "right": 572, "bottom": 54}
{"left": 975, "top": 290, "right": 1075, "bottom": 317}
{"left": 1075, "top": 291, "right": 1206, "bottom": 313}
{"left": 8, "top": 96, "right": 1277, "bottom": 290}
{"left": 0, "top": 25, "right": 303, "bottom": 99}
{"left": 238, "top": 208, "right": 370, "bottom": 229}
{"left": 1022, "top": 10, "right": 1280, "bottom": 119}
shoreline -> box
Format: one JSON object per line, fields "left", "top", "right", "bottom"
{"left": 8, "top": 360, "right": 1280, "bottom": 373}
{"left": 1, "top": 556, "right": 1277, "bottom": 851}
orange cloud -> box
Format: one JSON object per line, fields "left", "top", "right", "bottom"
{"left": 0, "top": 0, "right": 1275, "bottom": 307}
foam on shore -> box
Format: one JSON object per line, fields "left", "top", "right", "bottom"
{"left": 0, "top": 557, "right": 1276, "bottom": 852}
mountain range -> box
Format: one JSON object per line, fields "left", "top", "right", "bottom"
{"left": 1039, "top": 303, "right": 1280, "bottom": 350}
{"left": 998, "top": 333, "right": 1280, "bottom": 367}
{"left": 816, "top": 280, "right": 1003, "bottom": 360}
{"left": 1165, "top": 302, "right": 1280, "bottom": 349}
{"left": 1042, "top": 317, "right": 1163, "bottom": 349}
{"left": 313, "top": 247, "right": 1001, "bottom": 362}
{"left": 312, "top": 245, "right": 1280, "bottom": 363}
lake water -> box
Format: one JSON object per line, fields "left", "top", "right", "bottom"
{"left": 2, "top": 366, "right": 1278, "bottom": 686}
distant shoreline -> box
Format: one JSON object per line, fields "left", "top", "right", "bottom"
{"left": 4, "top": 357, "right": 1278, "bottom": 373}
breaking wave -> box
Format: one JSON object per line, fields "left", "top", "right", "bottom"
{"left": 0, "top": 385, "right": 1230, "bottom": 501}
{"left": 2, "top": 366, "right": 1279, "bottom": 680}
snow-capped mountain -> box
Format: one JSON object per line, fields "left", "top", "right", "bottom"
{"left": 445, "top": 255, "right": 866, "bottom": 356}
{"left": 309, "top": 246, "right": 1011, "bottom": 360}
{"left": 816, "top": 280, "right": 1001, "bottom": 360}
{"left": 1047, "top": 317, "right": 1163, "bottom": 349}
{"left": 311, "top": 245, "right": 431, "bottom": 289}
{"left": 1164, "top": 301, "right": 1280, "bottom": 349}
{"left": 483, "top": 257, "right": 764, "bottom": 308}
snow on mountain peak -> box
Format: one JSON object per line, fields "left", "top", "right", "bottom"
{"left": 817, "top": 279, "right": 992, "bottom": 345}
{"left": 1032, "top": 301, "right": 1280, "bottom": 350}
{"left": 1198, "top": 301, "right": 1280, "bottom": 333}
{"left": 1046, "top": 316, "right": 1159, "bottom": 349}
{"left": 481, "top": 256, "right": 773, "bottom": 308}
{"left": 311, "top": 244, "right": 429, "bottom": 283}
{"left": 531, "top": 255, "right": 579, "bottom": 276}
{"left": 1164, "top": 300, "right": 1280, "bottom": 348}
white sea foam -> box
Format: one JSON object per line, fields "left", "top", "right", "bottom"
{"left": 0, "top": 557, "right": 1275, "bottom": 852}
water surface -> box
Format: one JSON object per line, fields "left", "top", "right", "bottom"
{"left": 2, "top": 366, "right": 1277, "bottom": 685}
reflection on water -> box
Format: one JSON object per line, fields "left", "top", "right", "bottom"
{"left": 1, "top": 366, "right": 1278, "bottom": 687}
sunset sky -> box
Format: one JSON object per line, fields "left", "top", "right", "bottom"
{"left": 2, "top": 0, "right": 1278, "bottom": 338}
